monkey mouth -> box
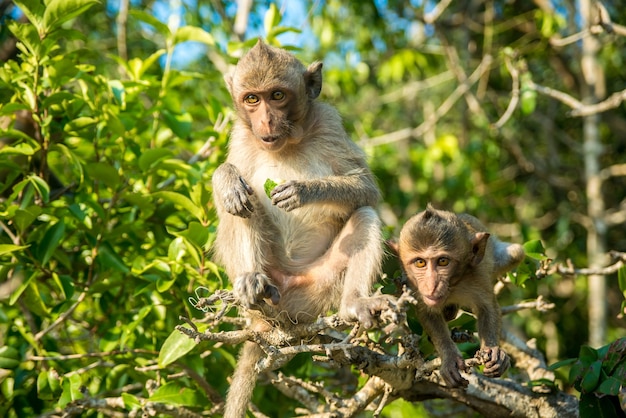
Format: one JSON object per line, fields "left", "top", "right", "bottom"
{"left": 423, "top": 295, "right": 444, "bottom": 307}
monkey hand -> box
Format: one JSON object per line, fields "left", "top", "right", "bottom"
{"left": 340, "top": 295, "right": 396, "bottom": 330}
{"left": 270, "top": 180, "right": 309, "bottom": 212}
{"left": 440, "top": 353, "right": 470, "bottom": 388}
{"left": 213, "top": 163, "right": 255, "bottom": 218}
{"left": 233, "top": 273, "right": 281, "bottom": 309}
{"left": 478, "top": 346, "right": 510, "bottom": 378}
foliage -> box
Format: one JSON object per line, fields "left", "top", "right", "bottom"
{"left": 0, "top": 0, "right": 624, "bottom": 417}
{"left": 0, "top": 0, "right": 225, "bottom": 415}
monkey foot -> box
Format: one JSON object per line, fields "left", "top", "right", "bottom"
{"left": 341, "top": 294, "right": 396, "bottom": 330}
{"left": 233, "top": 273, "right": 281, "bottom": 309}
{"left": 477, "top": 346, "right": 510, "bottom": 377}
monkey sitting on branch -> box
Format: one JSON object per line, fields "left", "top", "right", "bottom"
{"left": 392, "top": 205, "right": 525, "bottom": 388}
{"left": 211, "top": 40, "right": 392, "bottom": 417}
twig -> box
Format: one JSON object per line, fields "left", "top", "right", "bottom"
{"left": 492, "top": 54, "right": 521, "bottom": 129}
{"left": 423, "top": 0, "right": 453, "bottom": 24}
{"left": 501, "top": 296, "right": 555, "bottom": 315}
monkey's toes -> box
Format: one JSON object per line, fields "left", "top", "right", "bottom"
{"left": 342, "top": 295, "right": 395, "bottom": 329}
{"left": 479, "top": 346, "right": 510, "bottom": 377}
{"left": 234, "top": 273, "right": 280, "bottom": 308}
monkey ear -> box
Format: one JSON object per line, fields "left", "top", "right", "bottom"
{"left": 386, "top": 239, "right": 399, "bottom": 254}
{"left": 470, "top": 232, "right": 490, "bottom": 266}
{"left": 224, "top": 73, "right": 234, "bottom": 95}
{"left": 304, "top": 61, "right": 323, "bottom": 99}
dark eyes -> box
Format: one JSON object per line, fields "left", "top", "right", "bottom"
{"left": 413, "top": 258, "right": 450, "bottom": 268}
{"left": 243, "top": 91, "right": 285, "bottom": 104}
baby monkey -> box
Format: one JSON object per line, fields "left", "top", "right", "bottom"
{"left": 393, "top": 205, "right": 525, "bottom": 388}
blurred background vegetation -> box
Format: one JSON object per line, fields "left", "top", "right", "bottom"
{"left": 0, "top": 0, "right": 624, "bottom": 416}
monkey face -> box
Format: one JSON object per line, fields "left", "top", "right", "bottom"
{"left": 238, "top": 88, "right": 299, "bottom": 151}
{"left": 401, "top": 248, "right": 459, "bottom": 308}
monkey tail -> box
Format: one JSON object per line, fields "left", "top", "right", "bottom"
{"left": 223, "top": 341, "right": 263, "bottom": 418}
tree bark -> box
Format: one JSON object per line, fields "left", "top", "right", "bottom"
{"left": 580, "top": 0, "right": 607, "bottom": 348}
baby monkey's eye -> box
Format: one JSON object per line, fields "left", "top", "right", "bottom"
{"left": 271, "top": 91, "right": 285, "bottom": 100}
{"left": 437, "top": 257, "right": 450, "bottom": 266}
{"left": 414, "top": 258, "right": 426, "bottom": 268}
{"left": 244, "top": 94, "right": 259, "bottom": 104}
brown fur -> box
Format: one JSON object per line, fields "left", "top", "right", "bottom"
{"left": 212, "top": 40, "right": 388, "bottom": 417}
{"left": 394, "top": 204, "right": 524, "bottom": 388}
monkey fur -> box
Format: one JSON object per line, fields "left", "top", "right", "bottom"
{"left": 393, "top": 204, "right": 525, "bottom": 388}
{"left": 212, "top": 40, "right": 390, "bottom": 417}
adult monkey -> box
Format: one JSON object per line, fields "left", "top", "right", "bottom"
{"left": 212, "top": 40, "right": 389, "bottom": 417}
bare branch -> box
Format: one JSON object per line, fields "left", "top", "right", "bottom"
{"left": 423, "top": 0, "right": 453, "bottom": 24}
{"left": 361, "top": 55, "right": 493, "bottom": 147}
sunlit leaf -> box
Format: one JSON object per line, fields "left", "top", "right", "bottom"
{"left": 158, "top": 326, "right": 198, "bottom": 367}
{"left": 152, "top": 191, "right": 204, "bottom": 222}
{"left": 0, "top": 346, "right": 20, "bottom": 369}
{"left": 173, "top": 26, "right": 214, "bottom": 46}
{"left": 42, "top": 0, "right": 99, "bottom": 36}
{"left": 148, "top": 382, "right": 203, "bottom": 406}
{"left": 59, "top": 374, "right": 83, "bottom": 408}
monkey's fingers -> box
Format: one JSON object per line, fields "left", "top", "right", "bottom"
{"left": 481, "top": 346, "right": 510, "bottom": 377}
{"left": 270, "top": 181, "right": 305, "bottom": 212}
{"left": 223, "top": 186, "right": 255, "bottom": 218}
{"left": 441, "top": 357, "right": 469, "bottom": 388}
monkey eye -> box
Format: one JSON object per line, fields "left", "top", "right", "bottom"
{"left": 437, "top": 257, "right": 450, "bottom": 266}
{"left": 244, "top": 94, "right": 259, "bottom": 104}
{"left": 271, "top": 91, "right": 285, "bottom": 100}
{"left": 413, "top": 258, "right": 426, "bottom": 268}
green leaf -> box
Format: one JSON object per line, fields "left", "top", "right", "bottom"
{"left": 97, "top": 242, "right": 130, "bottom": 274}
{"left": 579, "top": 345, "right": 599, "bottom": 366}
{"left": 522, "top": 240, "right": 547, "bottom": 259}
{"left": 13, "top": 0, "right": 45, "bottom": 32}
{"left": 14, "top": 205, "right": 42, "bottom": 232}
{"left": 580, "top": 360, "right": 602, "bottom": 393}
{"left": 27, "top": 174, "right": 50, "bottom": 203}
{"left": 152, "top": 191, "right": 204, "bottom": 222}
{"left": 618, "top": 265, "right": 626, "bottom": 297}
{"left": 162, "top": 110, "right": 192, "bottom": 138}
{"left": 0, "top": 142, "right": 36, "bottom": 156}
{"left": 158, "top": 326, "right": 198, "bottom": 367}
{"left": 129, "top": 10, "right": 171, "bottom": 37}
{"left": 264, "top": 3, "right": 281, "bottom": 37}
{"left": 59, "top": 373, "right": 83, "bottom": 408}
{"left": 138, "top": 148, "right": 174, "bottom": 171}
{"left": 148, "top": 382, "right": 203, "bottom": 406}
{"left": 37, "top": 220, "right": 65, "bottom": 267}
{"left": 122, "top": 393, "right": 141, "bottom": 411}
{"left": 596, "top": 376, "right": 622, "bottom": 396}
{"left": 177, "top": 221, "right": 210, "bottom": 250}
{"left": 85, "top": 162, "right": 121, "bottom": 189}
{"left": 548, "top": 357, "right": 577, "bottom": 371}
{"left": 0, "top": 346, "right": 20, "bottom": 369}
{"left": 0, "top": 244, "right": 30, "bottom": 257}
{"left": 264, "top": 178, "right": 278, "bottom": 198}
{"left": 42, "top": 0, "right": 99, "bottom": 36}
{"left": 173, "top": 26, "right": 215, "bottom": 46}
{"left": 520, "top": 89, "right": 537, "bottom": 115}
{"left": 579, "top": 393, "right": 620, "bottom": 418}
